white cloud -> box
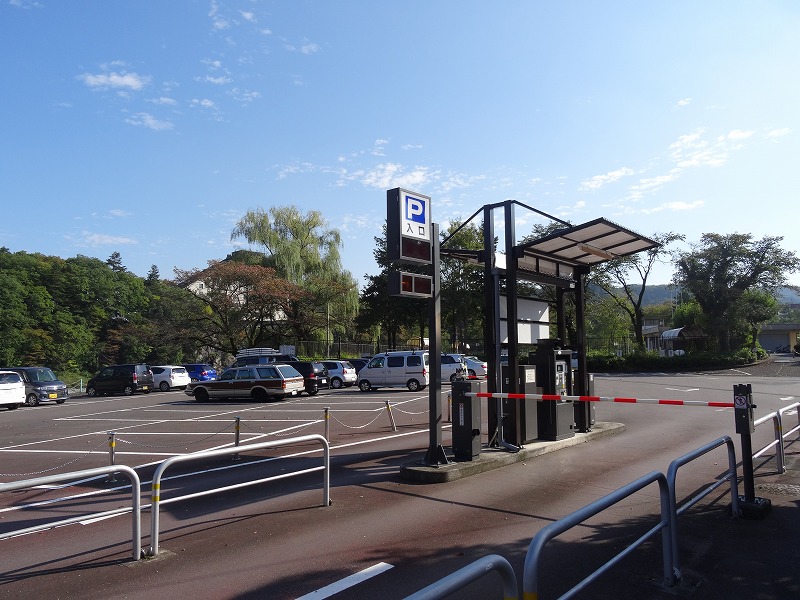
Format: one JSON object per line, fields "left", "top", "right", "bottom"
{"left": 209, "top": 0, "right": 229, "bottom": 29}
{"left": 148, "top": 96, "right": 177, "bottom": 106}
{"left": 726, "top": 129, "right": 754, "bottom": 140}
{"left": 768, "top": 128, "right": 790, "bottom": 138}
{"left": 83, "top": 232, "right": 137, "bottom": 246}
{"left": 109, "top": 209, "right": 132, "bottom": 217}
{"left": 78, "top": 71, "right": 150, "bottom": 91}
{"left": 578, "top": 167, "right": 635, "bottom": 191}
{"left": 355, "top": 163, "right": 437, "bottom": 190}
{"left": 191, "top": 98, "right": 217, "bottom": 109}
{"left": 239, "top": 10, "right": 256, "bottom": 22}
{"left": 124, "top": 112, "right": 174, "bottom": 130}
{"left": 675, "top": 97, "right": 692, "bottom": 107}
{"left": 300, "top": 42, "right": 319, "bottom": 55}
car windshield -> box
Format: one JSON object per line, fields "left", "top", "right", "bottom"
{"left": 277, "top": 365, "right": 302, "bottom": 378}
{"left": 29, "top": 368, "right": 58, "bottom": 382}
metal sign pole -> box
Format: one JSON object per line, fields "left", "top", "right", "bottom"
{"left": 424, "top": 223, "right": 448, "bottom": 465}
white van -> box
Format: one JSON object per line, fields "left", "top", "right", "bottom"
{"left": 357, "top": 351, "right": 429, "bottom": 392}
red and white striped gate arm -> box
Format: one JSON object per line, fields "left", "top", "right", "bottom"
{"left": 469, "top": 391, "right": 734, "bottom": 408}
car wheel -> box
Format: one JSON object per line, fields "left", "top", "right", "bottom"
{"left": 25, "top": 394, "right": 39, "bottom": 407}
{"left": 8, "top": 404, "right": 19, "bottom": 410}
{"left": 56, "top": 399, "right": 66, "bottom": 404}
{"left": 307, "top": 384, "right": 319, "bottom": 396}
{"left": 159, "top": 381, "right": 170, "bottom": 392}
{"left": 123, "top": 385, "right": 135, "bottom": 396}
{"left": 468, "top": 369, "right": 476, "bottom": 377}
{"left": 87, "top": 386, "right": 97, "bottom": 397}
{"left": 359, "top": 380, "right": 371, "bottom": 392}
{"left": 194, "top": 388, "right": 209, "bottom": 402}
{"left": 331, "top": 377, "right": 342, "bottom": 389}
{"left": 407, "top": 379, "right": 421, "bottom": 392}
{"left": 252, "top": 388, "right": 269, "bottom": 402}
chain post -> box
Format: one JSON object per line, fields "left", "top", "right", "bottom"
{"left": 324, "top": 407, "right": 330, "bottom": 441}
{"left": 385, "top": 400, "right": 397, "bottom": 431}
{"left": 233, "top": 416, "right": 241, "bottom": 461}
{"left": 107, "top": 431, "right": 116, "bottom": 483}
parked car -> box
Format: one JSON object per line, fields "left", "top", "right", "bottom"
{"left": 182, "top": 363, "right": 218, "bottom": 382}
{"left": 232, "top": 347, "right": 299, "bottom": 367}
{"left": 347, "top": 358, "right": 370, "bottom": 374}
{"left": 357, "top": 351, "right": 429, "bottom": 392}
{"left": 440, "top": 353, "right": 467, "bottom": 382}
{"left": 0, "top": 371, "right": 25, "bottom": 410}
{"left": 463, "top": 356, "right": 488, "bottom": 378}
{"left": 322, "top": 360, "right": 357, "bottom": 389}
{"left": 184, "top": 365, "right": 305, "bottom": 402}
{"left": 151, "top": 365, "right": 191, "bottom": 391}
{"left": 86, "top": 364, "right": 154, "bottom": 397}
{"left": 284, "top": 361, "right": 330, "bottom": 395}
{"left": 5, "top": 366, "right": 69, "bottom": 406}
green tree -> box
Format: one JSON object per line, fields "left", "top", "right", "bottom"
{"left": 591, "top": 232, "right": 683, "bottom": 351}
{"left": 440, "top": 220, "right": 485, "bottom": 350}
{"left": 175, "top": 260, "right": 304, "bottom": 356}
{"left": 674, "top": 233, "right": 800, "bottom": 352}
{"left": 231, "top": 206, "right": 359, "bottom": 344}
{"left": 730, "top": 288, "right": 779, "bottom": 350}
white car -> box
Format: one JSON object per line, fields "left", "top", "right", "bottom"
{"left": 151, "top": 365, "right": 192, "bottom": 391}
{"left": 0, "top": 370, "right": 25, "bottom": 410}
{"left": 463, "top": 355, "right": 488, "bottom": 378}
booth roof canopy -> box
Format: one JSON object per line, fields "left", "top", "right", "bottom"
{"left": 518, "top": 217, "right": 661, "bottom": 268}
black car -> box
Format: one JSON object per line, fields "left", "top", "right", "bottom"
{"left": 86, "top": 364, "right": 154, "bottom": 396}
{"left": 6, "top": 366, "right": 69, "bottom": 406}
{"left": 283, "top": 361, "right": 329, "bottom": 396}
{"left": 347, "top": 358, "right": 370, "bottom": 373}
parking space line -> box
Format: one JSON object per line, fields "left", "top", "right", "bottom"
{"left": 295, "top": 562, "right": 394, "bottom": 599}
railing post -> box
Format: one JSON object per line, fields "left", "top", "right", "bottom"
{"left": 385, "top": 400, "right": 397, "bottom": 431}
{"left": 324, "top": 407, "right": 330, "bottom": 441}
{"left": 733, "top": 384, "right": 771, "bottom": 519}
{"left": 233, "top": 416, "right": 241, "bottom": 461}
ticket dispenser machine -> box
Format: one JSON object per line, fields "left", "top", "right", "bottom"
{"left": 499, "top": 364, "right": 539, "bottom": 446}
{"left": 451, "top": 379, "right": 486, "bottom": 461}
{"left": 531, "top": 342, "right": 576, "bottom": 441}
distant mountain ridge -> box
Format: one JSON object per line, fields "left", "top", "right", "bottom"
{"left": 607, "top": 284, "right": 800, "bottom": 306}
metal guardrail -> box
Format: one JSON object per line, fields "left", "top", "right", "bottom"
{"left": 404, "top": 554, "right": 518, "bottom": 600}
{"left": 666, "top": 436, "right": 739, "bottom": 577}
{"left": 148, "top": 434, "right": 330, "bottom": 556}
{"left": 0, "top": 465, "right": 142, "bottom": 560}
{"left": 522, "top": 471, "right": 676, "bottom": 599}
{"left": 753, "top": 402, "right": 800, "bottom": 474}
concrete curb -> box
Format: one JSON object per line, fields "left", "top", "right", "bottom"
{"left": 400, "top": 421, "right": 626, "bottom": 483}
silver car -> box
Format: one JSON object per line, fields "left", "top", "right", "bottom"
{"left": 322, "top": 360, "right": 357, "bottom": 389}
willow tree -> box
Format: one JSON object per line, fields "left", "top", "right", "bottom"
{"left": 231, "top": 206, "right": 360, "bottom": 345}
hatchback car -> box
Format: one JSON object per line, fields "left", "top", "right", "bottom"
{"left": 6, "top": 366, "right": 69, "bottom": 406}
{"left": 86, "top": 364, "right": 154, "bottom": 396}
{"left": 184, "top": 365, "right": 305, "bottom": 402}
{"left": 151, "top": 365, "right": 191, "bottom": 391}
{"left": 322, "top": 360, "right": 357, "bottom": 389}
{"left": 284, "top": 361, "right": 330, "bottom": 395}
{"left": 0, "top": 371, "right": 25, "bottom": 410}
{"left": 182, "top": 363, "right": 218, "bottom": 382}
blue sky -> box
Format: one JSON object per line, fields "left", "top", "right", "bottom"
{"left": 3, "top": 1, "right": 799, "bottom": 288}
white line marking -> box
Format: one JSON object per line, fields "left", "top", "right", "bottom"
{"left": 665, "top": 387, "right": 699, "bottom": 393}
{"left": 295, "top": 562, "right": 394, "bottom": 599}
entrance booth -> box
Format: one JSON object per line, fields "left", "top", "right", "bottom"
{"left": 441, "top": 203, "right": 659, "bottom": 450}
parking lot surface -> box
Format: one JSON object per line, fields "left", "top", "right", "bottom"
{"left": 1, "top": 364, "right": 798, "bottom": 599}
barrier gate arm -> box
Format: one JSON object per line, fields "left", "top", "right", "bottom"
{"left": 470, "top": 391, "right": 735, "bottom": 408}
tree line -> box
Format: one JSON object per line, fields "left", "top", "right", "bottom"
{"left": 1, "top": 205, "right": 798, "bottom": 380}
